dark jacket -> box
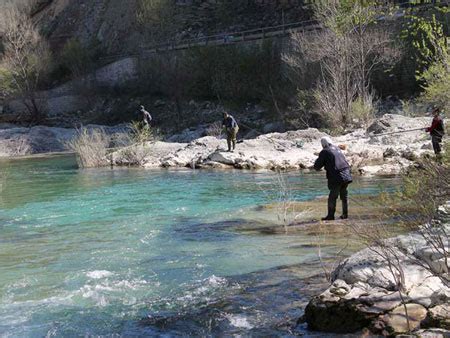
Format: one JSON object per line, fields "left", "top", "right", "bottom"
{"left": 314, "top": 145, "right": 352, "bottom": 184}
{"left": 427, "top": 116, "right": 445, "bottom": 139}
{"left": 222, "top": 115, "right": 238, "bottom": 129}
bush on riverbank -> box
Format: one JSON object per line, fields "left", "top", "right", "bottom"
{"left": 115, "top": 121, "right": 161, "bottom": 166}
{"left": 383, "top": 142, "right": 450, "bottom": 223}
{"left": 356, "top": 144, "right": 450, "bottom": 292}
{"left": 67, "top": 128, "right": 110, "bottom": 168}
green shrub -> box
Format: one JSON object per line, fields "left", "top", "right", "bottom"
{"left": 114, "top": 121, "right": 161, "bottom": 166}
{"left": 350, "top": 96, "right": 375, "bottom": 127}
{"left": 129, "top": 120, "right": 161, "bottom": 144}
{"left": 59, "top": 38, "right": 94, "bottom": 78}
{"left": 382, "top": 143, "right": 450, "bottom": 222}
{"left": 420, "top": 54, "right": 450, "bottom": 113}
{"left": 134, "top": 40, "right": 289, "bottom": 106}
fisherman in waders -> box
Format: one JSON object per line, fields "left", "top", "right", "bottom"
{"left": 314, "top": 137, "right": 352, "bottom": 221}
{"left": 426, "top": 107, "right": 445, "bottom": 162}
{"left": 222, "top": 112, "right": 239, "bottom": 152}
{"left": 140, "top": 105, "right": 152, "bottom": 127}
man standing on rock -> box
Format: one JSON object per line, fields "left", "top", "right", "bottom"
{"left": 314, "top": 137, "right": 353, "bottom": 221}
{"left": 222, "top": 112, "right": 239, "bottom": 152}
{"left": 140, "top": 105, "right": 153, "bottom": 127}
{"left": 426, "top": 107, "right": 445, "bottom": 162}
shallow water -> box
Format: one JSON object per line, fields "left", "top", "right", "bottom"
{"left": 0, "top": 155, "right": 397, "bottom": 336}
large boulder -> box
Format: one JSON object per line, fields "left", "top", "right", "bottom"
{"left": 262, "top": 122, "right": 286, "bottom": 134}
{"left": 0, "top": 126, "right": 76, "bottom": 156}
{"left": 303, "top": 204, "right": 450, "bottom": 335}
{"left": 304, "top": 293, "right": 374, "bottom": 333}
{"left": 166, "top": 125, "right": 208, "bottom": 143}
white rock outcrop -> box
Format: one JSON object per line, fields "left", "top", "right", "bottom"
{"left": 304, "top": 202, "right": 450, "bottom": 335}
{"left": 112, "top": 114, "right": 435, "bottom": 175}
{"left": 0, "top": 114, "right": 438, "bottom": 177}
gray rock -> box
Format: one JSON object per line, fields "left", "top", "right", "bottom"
{"left": 422, "top": 305, "right": 450, "bottom": 330}
{"left": 329, "top": 279, "right": 351, "bottom": 296}
{"left": 383, "top": 147, "right": 398, "bottom": 158}
{"left": 367, "top": 119, "right": 391, "bottom": 134}
{"left": 414, "top": 328, "right": 450, "bottom": 337}
{"left": 243, "top": 129, "right": 259, "bottom": 140}
{"left": 262, "top": 122, "right": 286, "bottom": 134}
{"left": 167, "top": 126, "right": 207, "bottom": 143}
{"left": 383, "top": 303, "right": 427, "bottom": 334}
{"left": 401, "top": 149, "right": 417, "bottom": 161}
{"left": 304, "top": 296, "right": 375, "bottom": 333}
{"left": 0, "top": 126, "right": 75, "bottom": 156}
{"left": 359, "top": 291, "right": 404, "bottom": 313}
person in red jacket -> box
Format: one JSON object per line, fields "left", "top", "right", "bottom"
{"left": 426, "top": 107, "right": 445, "bottom": 161}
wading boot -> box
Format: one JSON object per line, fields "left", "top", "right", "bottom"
{"left": 227, "top": 139, "right": 232, "bottom": 152}
{"left": 321, "top": 208, "right": 335, "bottom": 221}
{"left": 340, "top": 200, "right": 348, "bottom": 219}
{"left": 323, "top": 197, "right": 336, "bottom": 221}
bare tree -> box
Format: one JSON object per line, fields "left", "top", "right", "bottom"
{"left": 284, "top": 1, "right": 399, "bottom": 129}
{"left": 0, "top": 1, "right": 51, "bottom": 121}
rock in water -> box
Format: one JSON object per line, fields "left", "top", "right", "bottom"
{"left": 304, "top": 294, "right": 375, "bottom": 333}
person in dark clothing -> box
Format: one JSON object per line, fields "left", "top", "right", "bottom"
{"left": 314, "top": 137, "right": 353, "bottom": 221}
{"left": 426, "top": 107, "right": 445, "bottom": 161}
{"left": 140, "top": 105, "right": 153, "bottom": 127}
{"left": 222, "top": 112, "right": 239, "bottom": 152}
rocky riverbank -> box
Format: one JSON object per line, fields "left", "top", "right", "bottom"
{"left": 303, "top": 202, "right": 450, "bottom": 336}
{"left": 0, "top": 124, "right": 128, "bottom": 157}
{"left": 0, "top": 114, "right": 435, "bottom": 176}
{"left": 113, "top": 114, "right": 432, "bottom": 176}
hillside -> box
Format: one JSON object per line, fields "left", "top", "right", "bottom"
{"left": 32, "top": 0, "right": 313, "bottom": 55}
{"left": 1, "top": 0, "right": 448, "bottom": 139}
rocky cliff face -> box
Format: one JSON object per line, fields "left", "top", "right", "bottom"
{"left": 34, "top": 0, "right": 141, "bottom": 53}
{"left": 34, "top": 0, "right": 312, "bottom": 54}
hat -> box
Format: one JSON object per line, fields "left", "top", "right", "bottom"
{"left": 321, "top": 136, "right": 333, "bottom": 148}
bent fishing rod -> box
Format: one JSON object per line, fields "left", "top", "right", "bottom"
{"left": 343, "top": 127, "right": 429, "bottom": 142}
{"left": 238, "top": 123, "right": 429, "bottom": 146}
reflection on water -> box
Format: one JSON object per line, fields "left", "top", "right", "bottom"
{"left": 0, "top": 155, "right": 399, "bottom": 336}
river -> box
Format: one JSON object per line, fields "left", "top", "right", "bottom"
{"left": 0, "top": 155, "right": 398, "bottom": 336}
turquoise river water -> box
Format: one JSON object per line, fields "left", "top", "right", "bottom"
{"left": 0, "top": 155, "right": 397, "bottom": 337}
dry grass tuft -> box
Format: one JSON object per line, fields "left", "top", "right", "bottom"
{"left": 67, "top": 128, "right": 110, "bottom": 168}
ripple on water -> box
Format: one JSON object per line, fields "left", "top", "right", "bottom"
{"left": 0, "top": 157, "right": 401, "bottom": 336}
{"left": 225, "top": 314, "right": 254, "bottom": 329}
{"left": 86, "top": 270, "right": 114, "bottom": 279}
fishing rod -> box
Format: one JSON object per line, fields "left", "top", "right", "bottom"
{"left": 238, "top": 122, "right": 430, "bottom": 147}
{"left": 342, "top": 127, "right": 429, "bottom": 143}
{"left": 366, "top": 127, "right": 427, "bottom": 138}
